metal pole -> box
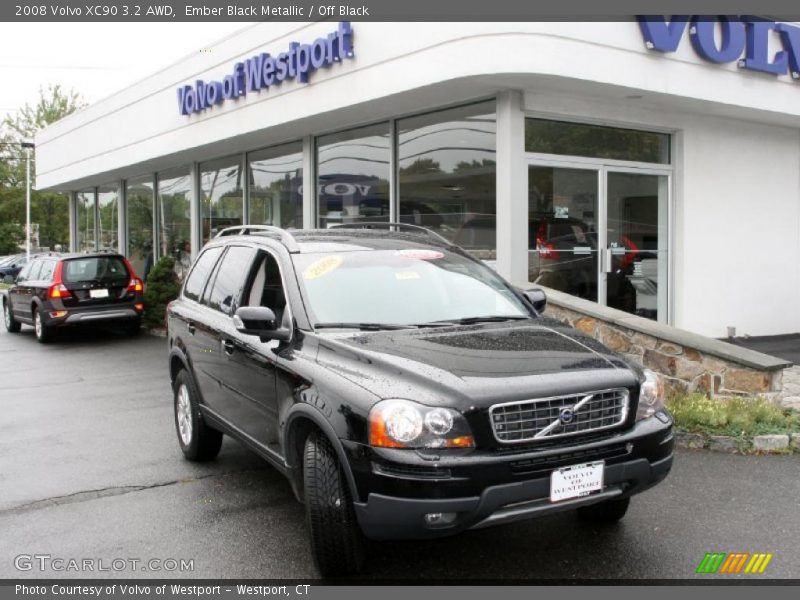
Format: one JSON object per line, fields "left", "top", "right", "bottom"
{"left": 21, "top": 142, "right": 35, "bottom": 260}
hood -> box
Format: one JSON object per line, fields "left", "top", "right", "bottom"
{"left": 313, "top": 318, "right": 640, "bottom": 409}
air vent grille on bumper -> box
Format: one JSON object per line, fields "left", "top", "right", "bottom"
{"left": 490, "top": 388, "right": 630, "bottom": 443}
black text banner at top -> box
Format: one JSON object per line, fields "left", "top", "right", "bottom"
{"left": 6, "top": 0, "right": 800, "bottom": 21}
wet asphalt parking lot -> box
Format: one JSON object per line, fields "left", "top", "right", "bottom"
{"left": 0, "top": 324, "right": 798, "bottom": 580}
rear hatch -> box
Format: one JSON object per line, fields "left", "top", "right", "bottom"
{"left": 60, "top": 255, "right": 134, "bottom": 308}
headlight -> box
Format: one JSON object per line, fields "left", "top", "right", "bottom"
{"left": 637, "top": 369, "right": 665, "bottom": 421}
{"left": 369, "top": 399, "right": 475, "bottom": 448}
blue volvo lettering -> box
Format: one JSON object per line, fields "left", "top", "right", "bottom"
{"left": 637, "top": 16, "right": 800, "bottom": 78}
{"left": 177, "top": 21, "right": 354, "bottom": 115}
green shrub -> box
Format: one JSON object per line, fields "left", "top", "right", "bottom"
{"left": 143, "top": 256, "right": 180, "bottom": 328}
{"left": 667, "top": 393, "right": 799, "bottom": 437}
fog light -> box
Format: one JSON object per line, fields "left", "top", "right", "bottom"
{"left": 424, "top": 512, "right": 457, "bottom": 527}
{"left": 49, "top": 311, "right": 67, "bottom": 318}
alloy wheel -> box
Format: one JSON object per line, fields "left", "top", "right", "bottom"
{"left": 176, "top": 384, "right": 193, "bottom": 445}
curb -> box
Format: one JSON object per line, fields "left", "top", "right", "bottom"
{"left": 674, "top": 431, "right": 799, "bottom": 454}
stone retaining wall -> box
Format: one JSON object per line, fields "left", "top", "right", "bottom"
{"left": 543, "top": 302, "right": 785, "bottom": 398}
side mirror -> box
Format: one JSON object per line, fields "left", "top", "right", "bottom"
{"left": 233, "top": 306, "right": 291, "bottom": 342}
{"left": 3, "top": 274, "right": 15, "bottom": 284}
{"left": 523, "top": 287, "right": 547, "bottom": 313}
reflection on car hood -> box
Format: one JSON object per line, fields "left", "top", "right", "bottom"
{"left": 313, "top": 318, "right": 640, "bottom": 408}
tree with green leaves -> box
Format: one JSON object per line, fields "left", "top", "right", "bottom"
{"left": 0, "top": 85, "right": 86, "bottom": 252}
{"left": 143, "top": 256, "right": 181, "bottom": 328}
{"left": 0, "top": 222, "right": 24, "bottom": 255}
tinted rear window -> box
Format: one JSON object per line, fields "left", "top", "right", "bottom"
{"left": 63, "top": 257, "right": 129, "bottom": 284}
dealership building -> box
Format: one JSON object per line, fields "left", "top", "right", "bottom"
{"left": 34, "top": 19, "right": 800, "bottom": 339}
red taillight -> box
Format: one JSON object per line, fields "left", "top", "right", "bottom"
{"left": 48, "top": 261, "right": 72, "bottom": 299}
{"left": 48, "top": 283, "right": 71, "bottom": 299}
{"left": 536, "top": 237, "right": 560, "bottom": 259}
{"left": 122, "top": 258, "right": 144, "bottom": 293}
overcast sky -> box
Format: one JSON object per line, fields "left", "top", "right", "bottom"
{"left": 0, "top": 22, "right": 250, "bottom": 122}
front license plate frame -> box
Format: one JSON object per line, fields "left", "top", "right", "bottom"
{"left": 550, "top": 460, "right": 604, "bottom": 502}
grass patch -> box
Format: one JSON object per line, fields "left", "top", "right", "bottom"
{"left": 667, "top": 393, "right": 799, "bottom": 438}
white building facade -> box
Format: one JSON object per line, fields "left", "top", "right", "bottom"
{"left": 34, "top": 19, "right": 800, "bottom": 338}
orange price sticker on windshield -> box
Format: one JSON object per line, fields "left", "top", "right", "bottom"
{"left": 303, "top": 255, "right": 343, "bottom": 280}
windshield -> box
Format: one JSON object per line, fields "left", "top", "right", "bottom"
{"left": 292, "top": 248, "right": 532, "bottom": 328}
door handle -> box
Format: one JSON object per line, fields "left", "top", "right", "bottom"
{"left": 187, "top": 321, "right": 196, "bottom": 335}
{"left": 222, "top": 339, "right": 235, "bottom": 355}
{"left": 602, "top": 248, "right": 613, "bottom": 274}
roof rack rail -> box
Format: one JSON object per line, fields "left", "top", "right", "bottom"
{"left": 214, "top": 225, "right": 300, "bottom": 253}
{"left": 329, "top": 222, "right": 453, "bottom": 246}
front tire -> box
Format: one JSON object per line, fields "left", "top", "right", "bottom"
{"left": 33, "top": 307, "right": 52, "bottom": 343}
{"left": 577, "top": 497, "right": 630, "bottom": 524}
{"left": 3, "top": 299, "right": 21, "bottom": 333}
{"left": 303, "top": 431, "right": 366, "bottom": 577}
{"left": 173, "top": 369, "right": 223, "bottom": 461}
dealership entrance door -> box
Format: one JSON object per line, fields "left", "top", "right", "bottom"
{"left": 526, "top": 161, "right": 670, "bottom": 322}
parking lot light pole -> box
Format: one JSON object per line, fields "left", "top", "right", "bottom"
{"left": 21, "top": 141, "right": 34, "bottom": 261}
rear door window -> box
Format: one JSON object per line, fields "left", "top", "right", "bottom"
{"left": 63, "top": 257, "right": 129, "bottom": 284}
{"left": 26, "top": 260, "right": 43, "bottom": 281}
{"left": 38, "top": 260, "right": 56, "bottom": 282}
{"left": 183, "top": 247, "right": 224, "bottom": 302}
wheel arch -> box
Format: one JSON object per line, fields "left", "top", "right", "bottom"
{"left": 168, "top": 348, "right": 190, "bottom": 387}
{"left": 284, "top": 404, "right": 359, "bottom": 504}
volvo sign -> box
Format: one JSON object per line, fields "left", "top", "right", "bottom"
{"left": 177, "top": 21, "right": 354, "bottom": 115}
{"left": 637, "top": 16, "right": 800, "bottom": 79}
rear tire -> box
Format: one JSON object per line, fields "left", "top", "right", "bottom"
{"left": 3, "top": 299, "right": 21, "bottom": 333}
{"left": 173, "top": 369, "right": 222, "bottom": 461}
{"left": 577, "top": 497, "right": 630, "bottom": 524}
{"left": 303, "top": 431, "right": 366, "bottom": 577}
{"left": 33, "top": 307, "right": 52, "bottom": 343}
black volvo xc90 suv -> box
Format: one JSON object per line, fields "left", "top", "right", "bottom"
{"left": 166, "top": 224, "right": 673, "bottom": 576}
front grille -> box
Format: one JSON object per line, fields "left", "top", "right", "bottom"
{"left": 490, "top": 388, "right": 630, "bottom": 444}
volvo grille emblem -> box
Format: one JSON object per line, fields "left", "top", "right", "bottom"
{"left": 559, "top": 407, "right": 575, "bottom": 424}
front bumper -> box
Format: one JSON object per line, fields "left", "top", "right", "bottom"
{"left": 349, "top": 415, "right": 673, "bottom": 540}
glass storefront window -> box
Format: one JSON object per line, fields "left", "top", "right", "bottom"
{"left": 97, "top": 185, "right": 119, "bottom": 251}
{"left": 528, "top": 166, "right": 599, "bottom": 302}
{"left": 398, "top": 103, "right": 496, "bottom": 259}
{"left": 316, "top": 123, "right": 390, "bottom": 228}
{"left": 125, "top": 176, "right": 155, "bottom": 281}
{"left": 34, "top": 192, "right": 69, "bottom": 252}
{"left": 606, "top": 172, "right": 669, "bottom": 321}
{"left": 248, "top": 143, "right": 303, "bottom": 228}
{"left": 200, "top": 156, "right": 243, "bottom": 244}
{"left": 75, "top": 190, "right": 96, "bottom": 252}
{"left": 157, "top": 168, "right": 192, "bottom": 281}
{"left": 525, "top": 119, "right": 670, "bottom": 164}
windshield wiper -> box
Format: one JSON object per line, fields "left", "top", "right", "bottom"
{"left": 427, "top": 315, "right": 532, "bottom": 326}
{"left": 314, "top": 322, "right": 418, "bottom": 331}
